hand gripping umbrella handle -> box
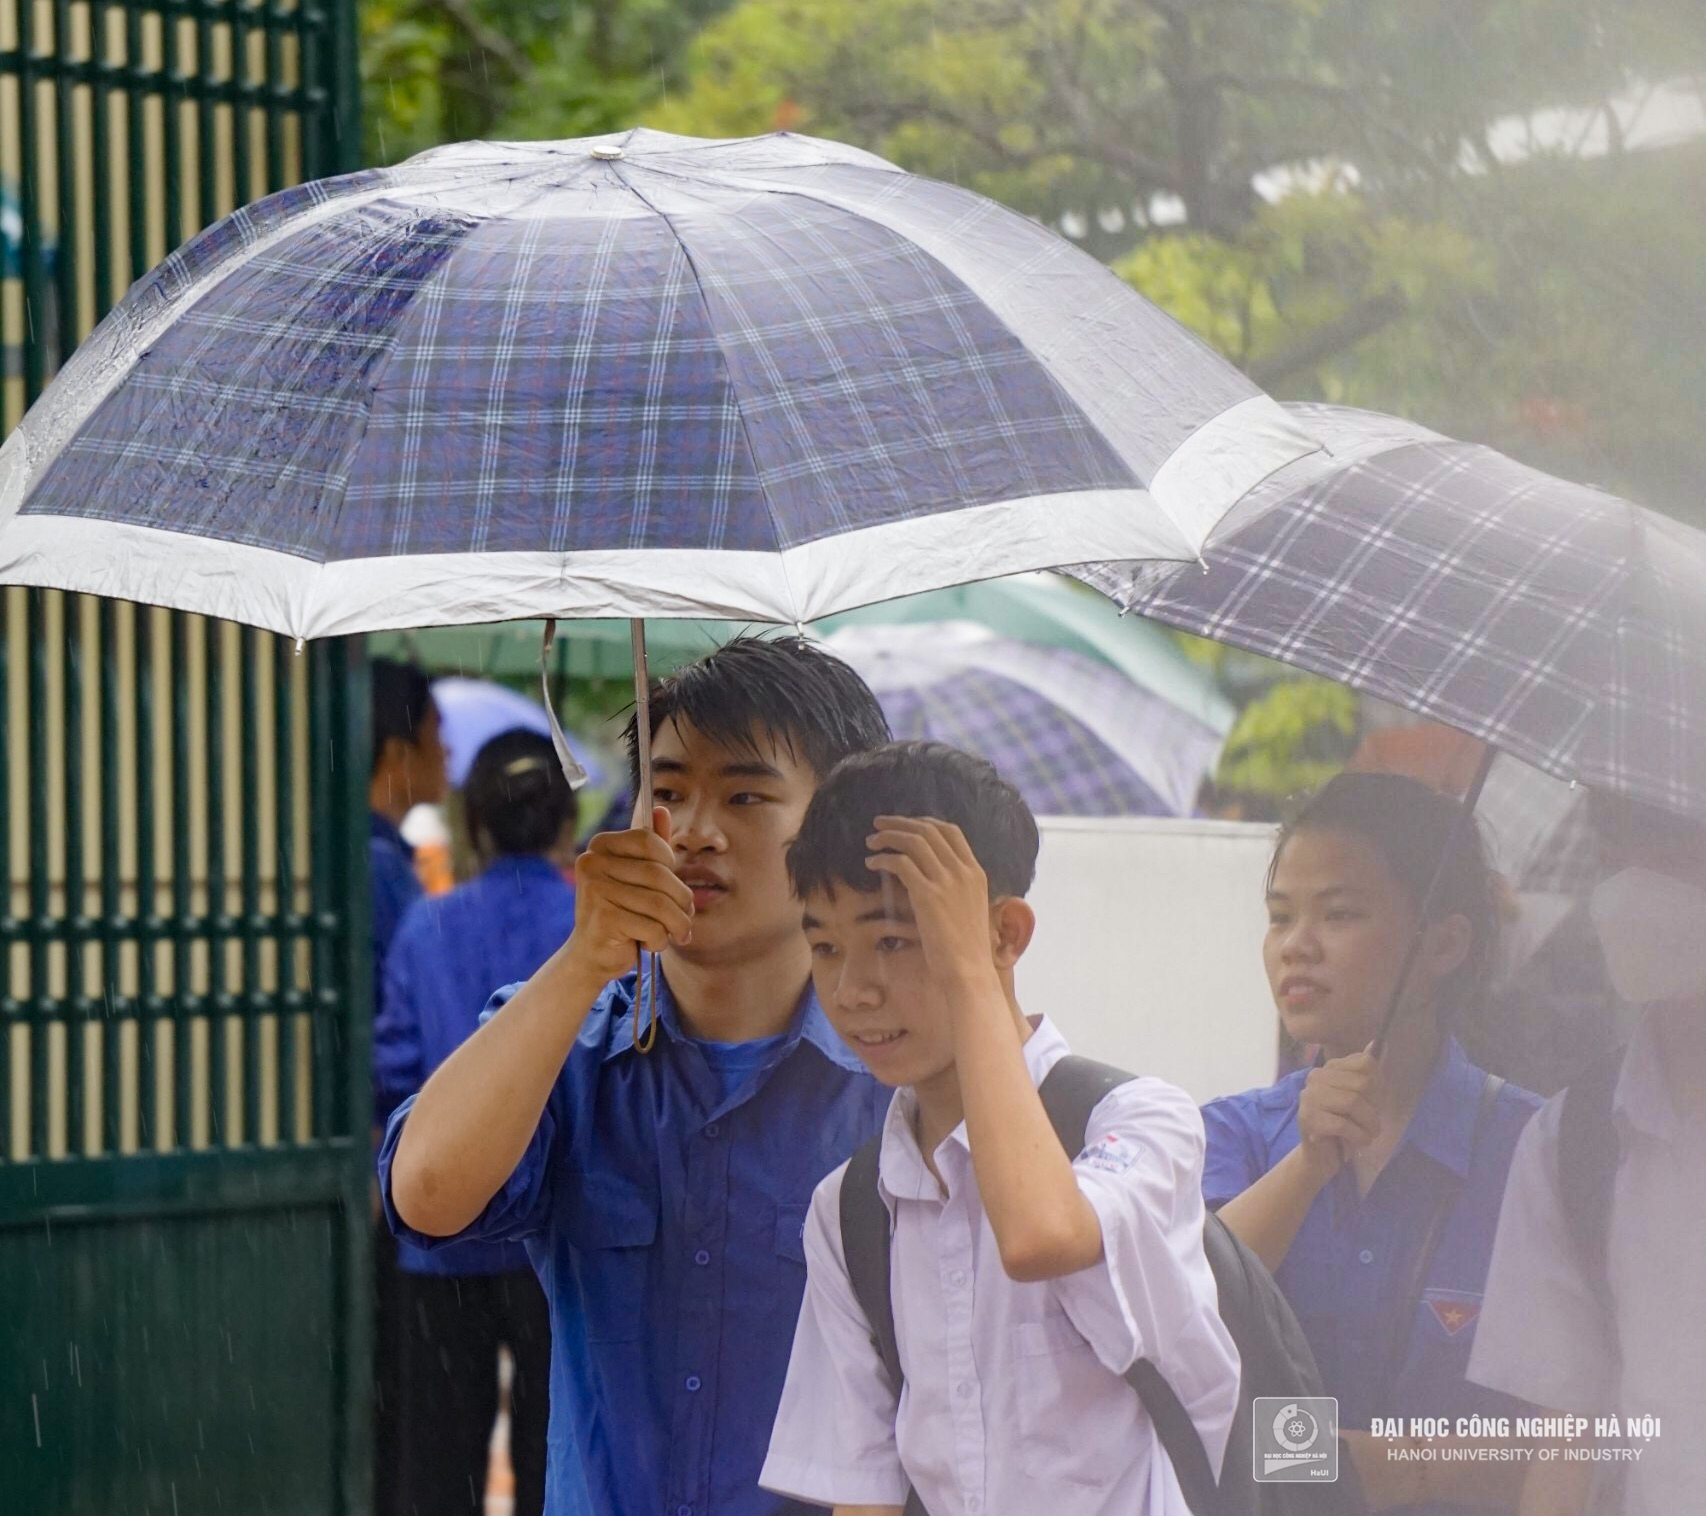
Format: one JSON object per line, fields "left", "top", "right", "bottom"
{"left": 630, "top": 618, "right": 659, "bottom": 1053}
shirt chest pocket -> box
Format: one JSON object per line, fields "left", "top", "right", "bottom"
{"left": 1013, "top": 1311, "right": 1129, "bottom": 1488}
{"left": 569, "top": 1175, "right": 660, "bottom": 1343}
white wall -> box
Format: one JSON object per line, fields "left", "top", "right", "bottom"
{"left": 1016, "top": 817, "right": 1283, "bottom": 1105}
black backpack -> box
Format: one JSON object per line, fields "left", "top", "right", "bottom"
{"left": 837, "top": 1055, "right": 1367, "bottom": 1516}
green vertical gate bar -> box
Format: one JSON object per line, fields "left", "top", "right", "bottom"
{"left": 61, "top": 594, "right": 86, "bottom": 1156}
{"left": 99, "top": 601, "right": 124, "bottom": 1156}
{"left": 263, "top": 0, "right": 286, "bottom": 189}
{"left": 134, "top": 604, "right": 159, "bottom": 1148}
{"left": 0, "top": 592, "right": 10, "bottom": 1139}
{"left": 2, "top": 5, "right": 369, "bottom": 1508}
{"left": 274, "top": 634, "right": 298, "bottom": 1138}
{"left": 241, "top": 626, "right": 263, "bottom": 1144}
{"left": 331, "top": 634, "right": 374, "bottom": 1516}
{"left": 52, "top": 0, "right": 79, "bottom": 368}
{"left": 204, "top": 615, "right": 229, "bottom": 1144}
{"left": 123, "top": 4, "right": 149, "bottom": 284}
{"left": 28, "top": 590, "right": 51, "bottom": 1158}
{"left": 16, "top": 0, "right": 47, "bottom": 404}
{"left": 171, "top": 612, "right": 194, "bottom": 1147}
{"left": 89, "top": 3, "right": 116, "bottom": 325}
{"left": 161, "top": 0, "right": 185, "bottom": 259}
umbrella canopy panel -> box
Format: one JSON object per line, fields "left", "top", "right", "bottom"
{"left": 827, "top": 622, "right": 1224, "bottom": 817}
{"left": 0, "top": 130, "right": 1317, "bottom": 639}
{"left": 1075, "top": 404, "right": 1706, "bottom": 822}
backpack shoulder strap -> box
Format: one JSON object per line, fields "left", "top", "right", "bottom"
{"left": 1556, "top": 1048, "right": 1624, "bottom": 1314}
{"left": 1037, "top": 1054, "right": 1140, "bottom": 1154}
{"left": 838, "top": 1138, "right": 930, "bottom": 1516}
{"left": 1038, "top": 1055, "right": 1220, "bottom": 1516}
{"left": 837, "top": 1136, "right": 904, "bottom": 1396}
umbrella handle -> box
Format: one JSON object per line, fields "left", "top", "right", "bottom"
{"left": 631, "top": 618, "right": 659, "bottom": 1053}
{"left": 1370, "top": 741, "right": 1498, "bottom": 1058}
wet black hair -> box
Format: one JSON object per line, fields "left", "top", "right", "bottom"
{"left": 370, "top": 658, "right": 434, "bottom": 778}
{"left": 462, "top": 729, "right": 578, "bottom": 860}
{"left": 624, "top": 634, "right": 890, "bottom": 789}
{"left": 788, "top": 741, "right": 1039, "bottom": 901}
{"left": 1271, "top": 771, "right": 1502, "bottom": 1018}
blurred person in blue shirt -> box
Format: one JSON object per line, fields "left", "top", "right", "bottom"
{"left": 369, "top": 659, "right": 449, "bottom": 1034}
{"left": 378, "top": 637, "right": 893, "bottom": 1516}
{"left": 1202, "top": 774, "right": 1541, "bottom": 1514}
{"left": 369, "top": 657, "right": 449, "bottom": 1516}
{"left": 379, "top": 728, "right": 580, "bottom": 1516}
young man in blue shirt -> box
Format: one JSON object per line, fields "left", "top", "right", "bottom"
{"left": 380, "top": 637, "right": 892, "bottom": 1516}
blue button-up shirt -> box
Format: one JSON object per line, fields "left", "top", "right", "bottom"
{"left": 376, "top": 853, "right": 577, "bottom": 1275}
{"left": 368, "top": 813, "right": 421, "bottom": 1013}
{"left": 1202, "top": 1039, "right": 1541, "bottom": 1515}
{"left": 379, "top": 968, "right": 889, "bottom": 1516}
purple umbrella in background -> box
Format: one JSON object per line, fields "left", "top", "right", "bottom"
{"left": 824, "top": 622, "right": 1224, "bottom": 817}
{"left": 432, "top": 677, "right": 605, "bottom": 789}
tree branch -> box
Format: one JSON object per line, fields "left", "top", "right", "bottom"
{"left": 1248, "top": 290, "right": 1409, "bottom": 387}
{"left": 439, "top": 0, "right": 532, "bottom": 82}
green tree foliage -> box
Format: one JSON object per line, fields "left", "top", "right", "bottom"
{"left": 361, "top": 0, "right": 738, "bottom": 164}
{"left": 1214, "top": 679, "right": 1361, "bottom": 807}
{"left": 654, "top": 0, "right": 1706, "bottom": 518}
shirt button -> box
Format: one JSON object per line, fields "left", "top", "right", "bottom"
{"left": 967, "top": 1498, "right": 983, "bottom": 1513}
{"left": 1359, "top": 1249, "right": 1375, "bottom": 1264}
{"left": 685, "top": 1375, "right": 702, "bottom": 1392}
{"left": 956, "top": 1381, "right": 973, "bottom": 1399}
{"left": 693, "top": 1249, "right": 711, "bottom": 1267}
{"left": 676, "top": 1507, "right": 692, "bottom": 1516}
{"left": 949, "top": 1269, "right": 967, "bottom": 1287}
{"left": 703, "top": 1123, "right": 720, "bottom": 1139}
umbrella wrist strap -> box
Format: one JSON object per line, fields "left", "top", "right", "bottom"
{"left": 539, "top": 620, "right": 590, "bottom": 789}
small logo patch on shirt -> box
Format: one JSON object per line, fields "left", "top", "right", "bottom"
{"left": 1422, "top": 1288, "right": 1482, "bottom": 1336}
{"left": 1079, "top": 1132, "right": 1143, "bottom": 1175}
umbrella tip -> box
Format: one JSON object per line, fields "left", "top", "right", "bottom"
{"left": 591, "top": 144, "right": 625, "bottom": 161}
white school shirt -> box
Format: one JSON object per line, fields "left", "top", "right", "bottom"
{"left": 1468, "top": 1016, "right": 1706, "bottom": 1516}
{"left": 760, "top": 1016, "right": 1240, "bottom": 1516}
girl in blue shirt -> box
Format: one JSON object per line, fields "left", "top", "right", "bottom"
{"left": 1202, "top": 773, "right": 1540, "bottom": 1515}
{"left": 379, "top": 729, "right": 580, "bottom": 1516}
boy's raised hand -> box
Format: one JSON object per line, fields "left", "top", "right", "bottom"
{"left": 866, "top": 815, "right": 998, "bottom": 988}
{"left": 567, "top": 806, "right": 695, "bottom": 984}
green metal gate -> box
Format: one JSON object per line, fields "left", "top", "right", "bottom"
{"left": 0, "top": 4, "right": 370, "bottom": 1511}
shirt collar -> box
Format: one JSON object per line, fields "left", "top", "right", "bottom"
{"left": 877, "top": 1014, "right": 1069, "bottom": 1206}
{"left": 1614, "top": 1014, "right": 1679, "bottom": 1145}
{"left": 479, "top": 854, "right": 568, "bottom": 888}
{"left": 1401, "top": 1036, "right": 1488, "bottom": 1180}
{"left": 602, "top": 963, "right": 864, "bottom": 1073}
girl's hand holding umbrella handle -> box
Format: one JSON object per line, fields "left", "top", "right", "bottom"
{"left": 1296, "top": 1050, "right": 1382, "bottom": 1181}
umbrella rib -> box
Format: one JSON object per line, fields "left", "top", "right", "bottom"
{"left": 627, "top": 158, "right": 1144, "bottom": 505}
{"left": 612, "top": 167, "right": 805, "bottom": 624}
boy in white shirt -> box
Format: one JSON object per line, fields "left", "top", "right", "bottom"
{"left": 760, "top": 742, "right": 1239, "bottom": 1516}
{"left": 1469, "top": 795, "right": 1706, "bottom": 1516}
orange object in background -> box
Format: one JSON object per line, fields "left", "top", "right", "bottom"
{"left": 413, "top": 839, "right": 454, "bottom": 897}
{"left": 1347, "top": 723, "right": 1488, "bottom": 798}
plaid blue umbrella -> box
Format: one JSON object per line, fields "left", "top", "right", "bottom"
{"left": 431, "top": 677, "right": 604, "bottom": 789}
{"left": 825, "top": 623, "right": 1224, "bottom": 817}
{"left": 1073, "top": 403, "right": 1706, "bottom": 822}
{"left": 0, "top": 130, "right": 1317, "bottom": 639}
